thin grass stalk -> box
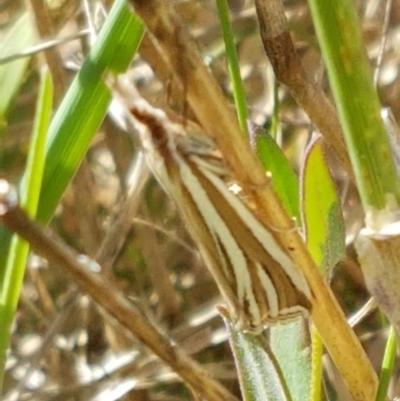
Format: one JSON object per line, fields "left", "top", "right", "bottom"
{"left": 215, "top": 0, "right": 249, "bottom": 136}
{"left": 376, "top": 326, "right": 397, "bottom": 401}
{"left": 0, "top": 69, "right": 52, "bottom": 393}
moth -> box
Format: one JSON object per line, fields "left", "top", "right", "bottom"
{"left": 110, "top": 78, "right": 311, "bottom": 334}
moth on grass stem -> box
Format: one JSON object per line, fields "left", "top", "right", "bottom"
{"left": 110, "top": 77, "right": 311, "bottom": 334}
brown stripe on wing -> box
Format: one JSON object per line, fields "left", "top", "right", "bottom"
{"left": 163, "top": 155, "right": 242, "bottom": 319}
{"left": 239, "top": 257, "right": 269, "bottom": 331}
{"left": 190, "top": 160, "right": 311, "bottom": 318}
{"left": 132, "top": 106, "right": 245, "bottom": 323}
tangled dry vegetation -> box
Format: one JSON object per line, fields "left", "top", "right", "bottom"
{"left": 2, "top": 0, "right": 400, "bottom": 400}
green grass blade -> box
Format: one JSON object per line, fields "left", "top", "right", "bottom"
{"left": 0, "top": 69, "right": 53, "bottom": 393}
{"left": 307, "top": 0, "right": 400, "bottom": 212}
{"left": 215, "top": 0, "right": 249, "bottom": 136}
{"left": 37, "top": 0, "right": 144, "bottom": 223}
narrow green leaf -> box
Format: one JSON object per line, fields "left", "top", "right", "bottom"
{"left": 0, "top": 69, "right": 53, "bottom": 392}
{"left": 376, "top": 327, "right": 397, "bottom": 401}
{"left": 216, "top": 0, "right": 249, "bottom": 136}
{"left": 308, "top": 0, "right": 400, "bottom": 212}
{"left": 37, "top": 0, "right": 144, "bottom": 223}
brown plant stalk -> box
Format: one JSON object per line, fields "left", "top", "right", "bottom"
{"left": 254, "top": 0, "right": 353, "bottom": 177}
